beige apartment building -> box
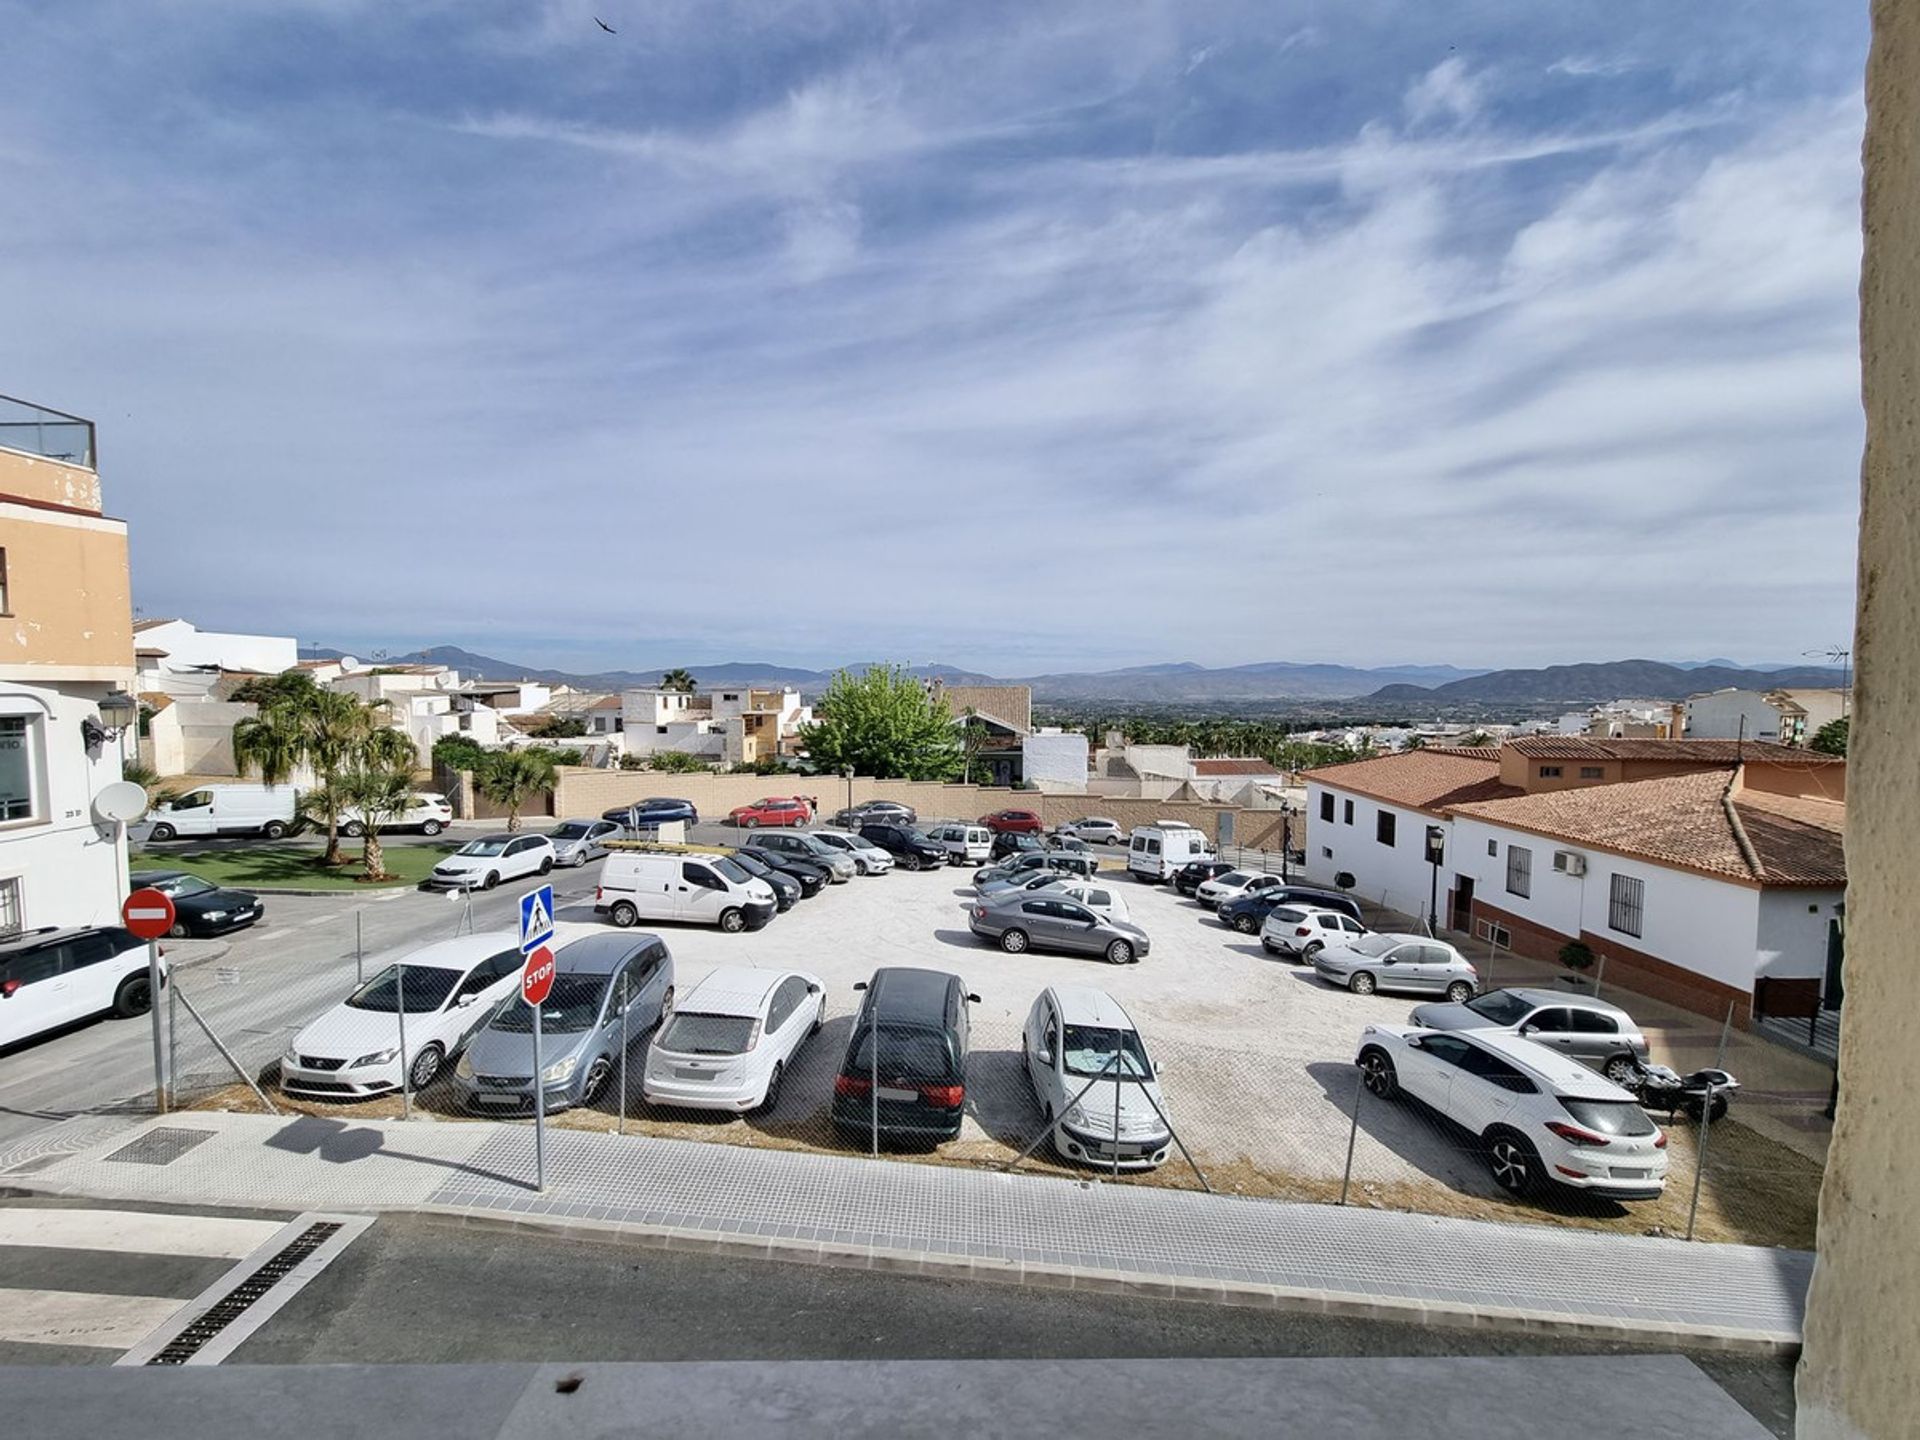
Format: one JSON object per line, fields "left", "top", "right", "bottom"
{"left": 0, "top": 394, "right": 137, "bottom": 934}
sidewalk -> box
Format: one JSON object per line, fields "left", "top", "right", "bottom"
{"left": 4, "top": 1110, "right": 1811, "bottom": 1352}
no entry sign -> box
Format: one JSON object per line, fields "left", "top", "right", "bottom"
{"left": 122, "top": 887, "right": 176, "bottom": 941}
{"left": 520, "top": 944, "right": 556, "bottom": 1007}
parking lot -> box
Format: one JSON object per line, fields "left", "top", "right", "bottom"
{"left": 151, "top": 829, "right": 1822, "bottom": 1250}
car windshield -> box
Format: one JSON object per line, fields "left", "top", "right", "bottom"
{"left": 1269, "top": 907, "right": 1307, "bottom": 924}
{"left": 169, "top": 877, "right": 218, "bottom": 898}
{"left": 492, "top": 975, "right": 607, "bottom": 1034}
{"left": 851, "top": 1025, "right": 956, "bottom": 1081}
{"left": 812, "top": 833, "right": 850, "bottom": 850}
{"left": 711, "top": 856, "right": 751, "bottom": 884}
{"left": 1350, "top": 934, "right": 1400, "bottom": 958}
{"left": 344, "top": 965, "right": 462, "bottom": 1014}
{"left": 457, "top": 839, "right": 511, "bottom": 857}
{"left": 1559, "top": 1098, "right": 1658, "bottom": 1137}
{"left": 551, "top": 822, "right": 592, "bottom": 839}
{"left": 657, "top": 1013, "right": 758, "bottom": 1055}
{"left": 1216, "top": 871, "right": 1252, "bottom": 886}
{"left": 1466, "top": 991, "right": 1536, "bottom": 1025}
{"left": 1060, "top": 1024, "right": 1151, "bottom": 1079}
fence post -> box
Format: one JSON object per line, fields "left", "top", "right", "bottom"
{"left": 1339, "top": 1070, "right": 1364, "bottom": 1205}
{"left": 1684, "top": 1081, "right": 1717, "bottom": 1241}
{"left": 1593, "top": 953, "right": 1607, "bottom": 1000}
{"left": 396, "top": 962, "right": 411, "bottom": 1121}
{"left": 167, "top": 975, "right": 179, "bottom": 1110}
{"left": 355, "top": 908, "right": 364, "bottom": 984}
{"left": 172, "top": 988, "right": 279, "bottom": 1115}
{"left": 618, "top": 972, "right": 629, "bottom": 1137}
{"left": 1714, "top": 998, "right": 1736, "bottom": 1070}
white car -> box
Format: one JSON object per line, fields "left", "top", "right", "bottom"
{"left": 810, "top": 828, "right": 894, "bottom": 874}
{"left": 0, "top": 926, "right": 168, "bottom": 1048}
{"left": 548, "top": 817, "right": 623, "bottom": 867}
{"left": 1355, "top": 1024, "right": 1670, "bottom": 1202}
{"left": 1023, "top": 985, "right": 1172, "bottom": 1170}
{"left": 642, "top": 965, "right": 826, "bottom": 1112}
{"left": 341, "top": 791, "right": 452, "bottom": 837}
{"left": 280, "top": 931, "right": 563, "bottom": 1097}
{"left": 1057, "top": 817, "right": 1127, "bottom": 845}
{"left": 1003, "top": 874, "right": 1134, "bottom": 923}
{"left": 426, "top": 833, "right": 556, "bottom": 890}
{"left": 1193, "top": 869, "right": 1285, "bottom": 909}
{"left": 1261, "top": 905, "right": 1369, "bottom": 959}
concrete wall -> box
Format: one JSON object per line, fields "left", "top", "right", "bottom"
{"left": 1022, "top": 731, "right": 1088, "bottom": 792}
{"left": 1302, "top": 781, "right": 1446, "bottom": 921}
{"left": 1684, "top": 689, "right": 1781, "bottom": 742}
{"left": 1756, "top": 887, "right": 1843, "bottom": 984}
{"left": 1799, "top": 8, "right": 1919, "bottom": 1428}
{"left": 134, "top": 620, "right": 296, "bottom": 676}
{"left": 0, "top": 679, "right": 132, "bottom": 932}
{"left": 147, "top": 699, "right": 254, "bottom": 777}
{"left": 0, "top": 506, "right": 133, "bottom": 681}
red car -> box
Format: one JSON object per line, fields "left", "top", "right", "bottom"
{"left": 729, "top": 797, "right": 810, "bottom": 829}
{"left": 980, "top": 808, "right": 1044, "bottom": 835}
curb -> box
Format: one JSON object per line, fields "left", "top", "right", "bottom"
{"left": 165, "top": 940, "right": 233, "bottom": 972}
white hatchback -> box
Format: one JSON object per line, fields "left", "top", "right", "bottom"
{"left": 1004, "top": 874, "right": 1134, "bottom": 923}
{"left": 643, "top": 965, "right": 827, "bottom": 1112}
{"left": 1023, "top": 985, "right": 1172, "bottom": 1170}
{"left": 1355, "top": 1024, "right": 1670, "bottom": 1202}
{"left": 810, "top": 828, "right": 894, "bottom": 875}
{"left": 1193, "top": 869, "right": 1285, "bottom": 909}
{"left": 280, "top": 930, "right": 566, "bottom": 1097}
{"left": 426, "top": 833, "right": 557, "bottom": 890}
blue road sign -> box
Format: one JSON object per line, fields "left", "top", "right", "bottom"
{"left": 519, "top": 883, "right": 555, "bottom": 955}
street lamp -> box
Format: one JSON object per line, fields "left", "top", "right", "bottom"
{"left": 80, "top": 689, "right": 139, "bottom": 751}
{"left": 1279, "top": 800, "right": 1294, "bottom": 883}
{"left": 842, "top": 766, "right": 853, "bottom": 814}
{"left": 1424, "top": 825, "right": 1446, "bottom": 934}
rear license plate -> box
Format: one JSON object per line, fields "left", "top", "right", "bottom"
{"left": 675, "top": 1068, "right": 714, "bottom": 1081}
{"left": 877, "top": 1086, "right": 918, "bottom": 1103}
{"left": 1610, "top": 1167, "right": 1649, "bottom": 1180}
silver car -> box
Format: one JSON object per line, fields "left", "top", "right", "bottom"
{"left": 548, "top": 818, "right": 623, "bottom": 867}
{"left": 1407, "top": 987, "right": 1651, "bottom": 1085}
{"left": 1313, "top": 932, "right": 1478, "bottom": 1000}
{"left": 1056, "top": 817, "right": 1127, "bottom": 845}
{"left": 745, "top": 830, "right": 858, "bottom": 882}
{"left": 968, "top": 891, "right": 1149, "bottom": 965}
{"left": 972, "top": 851, "right": 1098, "bottom": 894}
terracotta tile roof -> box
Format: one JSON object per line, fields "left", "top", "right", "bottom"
{"left": 1426, "top": 745, "right": 1502, "bottom": 759}
{"left": 1505, "top": 736, "right": 1836, "bottom": 765}
{"left": 1449, "top": 770, "right": 1845, "bottom": 888}
{"left": 1192, "top": 758, "right": 1281, "bottom": 776}
{"left": 1305, "top": 750, "right": 1522, "bottom": 814}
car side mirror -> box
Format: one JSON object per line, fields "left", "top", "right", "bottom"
{"left": 1405, "top": 1035, "right": 1423, "bottom": 1049}
{"left": 457, "top": 993, "right": 478, "bottom": 1007}
{"left": 966, "top": 993, "right": 981, "bottom": 1004}
{"left": 853, "top": 981, "right": 869, "bottom": 992}
{"left": 1036, "top": 1048, "right": 1052, "bottom": 1066}
{"left": 808, "top": 983, "right": 822, "bottom": 994}
{"left": 1518, "top": 1023, "right": 1537, "bottom": 1036}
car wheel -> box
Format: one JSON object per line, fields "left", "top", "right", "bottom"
{"left": 1234, "top": 914, "right": 1257, "bottom": 934}
{"left": 610, "top": 901, "right": 638, "bottom": 928}
{"left": 658, "top": 986, "right": 674, "bottom": 1022}
{"left": 812, "top": 997, "right": 826, "bottom": 1034}
{"left": 1303, "top": 940, "right": 1324, "bottom": 960}
{"left": 757, "top": 1062, "right": 784, "bottom": 1114}
{"left": 1105, "top": 939, "right": 1134, "bottom": 966}
{"left": 1358, "top": 1047, "right": 1397, "bottom": 1099}
{"left": 409, "top": 1044, "right": 445, "bottom": 1090}
{"left": 538, "top": 857, "right": 554, "bottom": 875}
{"left": 113, "top": 974, "right": 153, "bottom": 1017}
{"left": 719, "top": 907, "right": 745, "bottom": 933}
{"left": 999, "top": 928, "right": 1030, "bottom": 955}
{"left": 149, "top": 823, "right": 176, "bottom": 842}
{"left": 572, "top": 850, "right": 590, "bottom": 867}
{"left": 168, "top": 921, "right": 190, "bottom": 940}
{"left": 1348, "top": 971, "right": 1377, "bottom": 996}
{"left": 1602, "top": 1054, "right": 1640, "bottom": 1087}
{"left": 262, "top": 821, "right": 289, "bottom": 840}
{"left": 1445, "top": 980, "right": 1474, "bottom": 1004}
{"left": 482, "top": 871, "right": 501, "bottom": 891}
{"left": 422, "top": 820, "right": 443, "bottom": 836}
{"left": 1486, "top": 1129, "right": 1542, "bottom": 1197}
{"left": 581, "top": 1057, "right": 613, "bottom": 1104}
{"left": 742, "top": 818, "right": 759, "bottom": 829}
{"left": 343, "top": 821, "right": 365, "bottom": 838}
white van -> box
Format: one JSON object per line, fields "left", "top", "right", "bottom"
{"left": 595, "top": 850, "right": 778, "bottom": 934}
{"left": 926, "top": 822, "right": 993, "bottom": 866}
{"left": 1127, "top": 821, "right": 1214, "bottom": 881}
{"left": 147, "top": 784, "right": 299, "bottom": 841}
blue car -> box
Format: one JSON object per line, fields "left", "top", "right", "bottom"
{"left": 602, "top": 797, "right": 700, "bottom": 830}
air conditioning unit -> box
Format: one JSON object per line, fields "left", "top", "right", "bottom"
{"left": 1552, "top": 850, "right": 1587, "bottom": 877}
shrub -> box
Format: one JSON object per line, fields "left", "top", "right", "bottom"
{"left": 1558, "top": 940, "right": 1597, "bottom": 972}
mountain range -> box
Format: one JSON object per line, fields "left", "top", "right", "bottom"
{"left": 298, "top": 646, "right": 1843, "bottom": 708}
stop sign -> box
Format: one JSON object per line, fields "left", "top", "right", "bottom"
{"left": 520, "top": 945, "right": 556, "bottom": 1007}
{"left": 122, "top": 887, "right": 176, "bottom": 941}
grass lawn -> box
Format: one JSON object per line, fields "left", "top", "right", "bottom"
{"left": 130, "top": 842, "right": 461, "bottom": 891}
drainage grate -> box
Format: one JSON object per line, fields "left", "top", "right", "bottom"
{"left": 105, "top": 1127, "right": 215, "bottom": 1166}
{"left": 144, "top": 1222, "right": 343, "bottom": 1365}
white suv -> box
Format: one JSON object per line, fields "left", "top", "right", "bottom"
{"left": 1354, "top": 1024, "right": 1670, "bottom": 1202}
{"left": 341, "top": 791, "right": 452, "bottom": 837}
{"left": 0, "top": 926, "right": 166, "bottom": 1048}
{"left": 1262, "top": 905, "right": 1368, "bottom": 959}
{"left": 1193, "top": 870, "right": 1284, "bottom": 909}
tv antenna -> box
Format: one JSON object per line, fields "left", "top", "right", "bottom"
{"left": 1803, "top": 645, "right": 1853, "bottom": 716}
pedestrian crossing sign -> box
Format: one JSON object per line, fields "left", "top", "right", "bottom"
{"left": 519, "top": 884, "right": 555, "bottom": 954}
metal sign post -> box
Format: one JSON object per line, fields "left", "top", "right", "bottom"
{"left": 146, "top": 942, "right": 167, "bottom": 1113}
{"left": 121, "top": 888, "right": 177, "bottom": 1115}
{"left": 396, "top": 962, "right": 410, "bottom": 1121}
{"left": 518, "top": 883, "right": 557, "bottom": 1193}
{"left": 533, "top": 1003, "right": 545, "bottom": 1191}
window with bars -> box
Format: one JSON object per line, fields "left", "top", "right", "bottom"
{"left": 1609, "top": 873, "right": 1645, "bottom": 937}
{"left": 1506, "top": 844, "right": 1532, "bottom": 898}
{"left": 0, "top": 876, "right": 21, "bottom": 938}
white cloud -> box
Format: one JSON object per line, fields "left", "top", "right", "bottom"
{"left": 1404, "top": 56, "right": 1484, "bottom": 129}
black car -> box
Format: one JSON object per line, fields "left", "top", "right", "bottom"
{"left": 858, "top": 823, "right": 946, "bottom": 871}
{"left": 832, "top": 967, "right": 978, "bottom": 1147}
{"left": 602, "top": 797, "right": 700, "bottom": 829}
{"left": 739, "top": 846, "right": 830, "bottom": 897}
{"left": 128, "top": 870, "right": 266, "bottom": 937}
{"left": 1172, "top": 860, "right": 1237, "bottom": 898}
{"left": 726, "top": 850, "right": 803, "bottom": 910}
{"left": 989, "top": 831, "right": 1046, "bottom": 863}
{"left": 1214, "top": 885, "right": 1364, "bottom": 935}
{"left": 834, "top": 800, "right": 917, "bottom": 829}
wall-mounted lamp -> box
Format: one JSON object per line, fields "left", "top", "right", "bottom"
{"left": 80, "top": 689, "right": 139, "bottom": 750}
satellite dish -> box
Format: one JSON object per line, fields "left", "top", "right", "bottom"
{"left": 94, "top": 780, "right": 150, "bottom": 824}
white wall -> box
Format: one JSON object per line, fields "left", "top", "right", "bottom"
{"left": 1023, "top": 731, "right": 1088, "bottom": 791}
{"left": 1755, "top": 887, "right": 1843, "bottom": 981}
{"left": 1685, "top": 689, "right": 1781, "bottom": 742}
{"left": 136, "top": 620, "right": 297, "bottom": 677}
{"left": 146, "top": 698, "right": 255, "bottom": 777}
{"left": 0, "top": 680, "right": 132, "bottom": 932}
{"left": 1304, "top": 781, "right": 1448, "bottom": 923}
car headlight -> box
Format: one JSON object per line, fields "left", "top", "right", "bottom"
{"left": 541, "top": 1055, "right": 579, "bottom": 1084}
{"left": 282, "top": 1047, "right": 300, "bottom": 1070}
{"left": 1064, "top": 1103, "right": 1086, "bottom": 1126}
{"left": 350, "top": 1048, "right": 400, "bottom": 1068}
{"left": 204, "top": 910, "right": 227, "bottom": 921}
{"left": 455, "top": 1051, "right": 475, "bottom": 1079}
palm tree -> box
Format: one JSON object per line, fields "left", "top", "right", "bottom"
{"left": 659, "top": 668, "right": 697, "bottom": 693}
{"left": 329, "top": 756, "right": 416, "bottom": 881}
{"left": 477, "top": 749, "right": 557, "bottom": 832}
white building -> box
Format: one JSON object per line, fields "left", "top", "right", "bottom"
{"left": 130, "top": 618, "right": 297, "bottom": 697}
{"left": 1021, "top": 728, "right": 1089, "bottom": 792}
{"left": 1684, "top": 688, "right": 1783, "bottom": 743}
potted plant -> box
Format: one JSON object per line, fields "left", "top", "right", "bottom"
{"left": 1557, "top": 940, "right": 1597, "bottom": 987}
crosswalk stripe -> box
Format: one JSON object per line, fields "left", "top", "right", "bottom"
{"left": 0, "top": 1288, "right": 185, "bottom": 1349}
{"left": 0, "top": 1208, "right": 283, "bottom": 1259}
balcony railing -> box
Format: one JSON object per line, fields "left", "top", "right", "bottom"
{"left": 0, "top": 393, "right": 95, "bottom": 468}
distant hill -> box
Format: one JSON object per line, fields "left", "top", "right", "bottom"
{"left": 1020, "top": 661, "right": 1488, "bottom": 702}
{"left": 297, "top": 646, "right": 997, "bottom": 692}
{"left": 1366, "top": 660, "right": 1847, "bottom": 707}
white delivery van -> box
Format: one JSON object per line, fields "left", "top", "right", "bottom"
{"left": 1127, "top": 821, "right": 1214, "bottom": 881}
{"left": 926, "top": 822, "right": 994, "bottom": 865}
{"left": 147, "top": 784, "right": 299, "bottom": 841}
{"left": 595, "top": 851, "right": 778, "bottom": 934}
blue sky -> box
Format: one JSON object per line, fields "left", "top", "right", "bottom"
{"left": 0, "top": 1, "right": 1870, "bottom": 676}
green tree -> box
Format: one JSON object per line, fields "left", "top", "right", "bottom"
{"left": 523, "top": 714, "right": 588, "bottom": 739}
{"left": 326, "top": 744, "right": 418, "bottom": 881}
{"left": 959, "top": 709, "right": 994, "bottom": 784}
{"left": 1810, "top": 716, "right": 1849, "bottom": 755}
{"left": 476, "top": 749, "right": 557, "bottom": 832}
{"left": 659, "top": 668, "right": 697, "bottom": 693}
{"left": 432, "top": 733, "right": 489, "bottom": 774}
{"left": 646, "top": 749, "right": 712, "bottom": 774}
{"left": 797, "top": 665, "right": 962, "bottom": 780}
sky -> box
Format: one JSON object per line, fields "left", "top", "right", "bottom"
{"left": 0, "top": 1, "right": 1872, "bottom": 677}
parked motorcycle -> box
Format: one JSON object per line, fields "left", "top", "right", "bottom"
{"left": 1624, "top": 1058, "right": 1740, "bottom": 1123}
